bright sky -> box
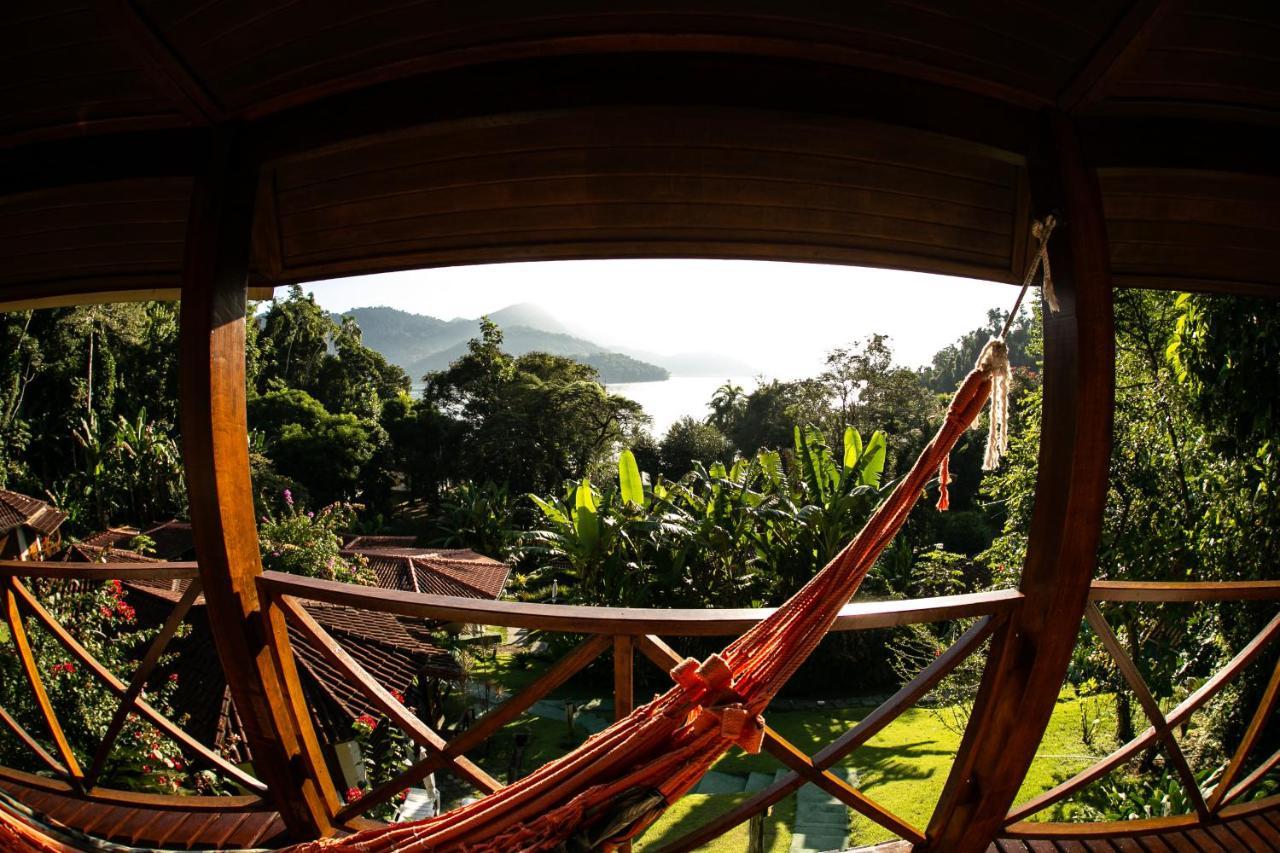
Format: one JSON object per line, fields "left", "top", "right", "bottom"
{"left": 306, "top": 259, "right": 1013, "bottom": 377}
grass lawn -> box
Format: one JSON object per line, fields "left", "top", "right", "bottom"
{"left": 637, "top": 793, "right": 795, "bottom": 852}
{"left": 462, "top": 650, "right": 1118, "bottom": 849}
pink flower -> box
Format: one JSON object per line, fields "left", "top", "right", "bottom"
{"left": 168, "top": 673, "right": 180, "bottom": 683}
{"left": 283, "top": 488, "right": 294, "bottom": 508}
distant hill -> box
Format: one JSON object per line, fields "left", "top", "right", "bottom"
{"left": 337, "top": 306, "right": 669, "bottom": 384}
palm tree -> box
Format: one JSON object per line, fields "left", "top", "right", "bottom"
{"left": 707, "top": 381, "right": 745, "bottom": 432}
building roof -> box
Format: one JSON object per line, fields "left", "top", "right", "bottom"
{"left": 348, "top": 547, "right": 510, "bottom": 600}
{"left": 58, "top": 541, "right": 463, "bottom": 751}
{"left": 0, "top": 489, "right": 65, "bottom": 538}
{"left": 79, "top": 521, "right": 194, "bottom": 561}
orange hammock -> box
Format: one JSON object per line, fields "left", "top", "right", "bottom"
{"left": 0, "top": 342, "right": 1009, "bottom": 853}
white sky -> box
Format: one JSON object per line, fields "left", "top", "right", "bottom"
{"left": 305, "top": 259, "right": 1013, "bottom": 377}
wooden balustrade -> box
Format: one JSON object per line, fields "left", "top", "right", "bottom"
{"left": 258, "top": 570, "right": 1022, "bottom": 837}
{"left": 0, "top": 561, "right": 267, "bottom": 809}
{"left": 4, "top": 561, "right": 1279, "bottom": 849}
{"left": 1003, "top": 579, "right": 1280, "bottom": 836}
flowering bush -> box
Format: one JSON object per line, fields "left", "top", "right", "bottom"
{"left": 258, "top": 492, "right": 375, "bottom": 585}
{"left": 345, "top": 696, "right": 415, "bottom": 821}
{"left": 0, "top": 578, "right": 194, "bottom": 794}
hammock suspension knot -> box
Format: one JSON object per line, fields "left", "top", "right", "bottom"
{"left": 979, "top": 338, "right": 1012, "bottom": 470}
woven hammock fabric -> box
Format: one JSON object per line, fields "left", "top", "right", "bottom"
{"left": 0, "top": 342, "right": 1007, "bottom": 853}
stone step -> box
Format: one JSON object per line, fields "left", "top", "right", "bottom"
{"left": 692, "top": 770, "right": 746, "bottom": 795}
{"left": 791, "top": 830, "right": 849, "bottom": 853}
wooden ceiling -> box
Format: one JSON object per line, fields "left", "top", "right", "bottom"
{"left": 1, "top": 0, "right": 1277, "bottom": 309}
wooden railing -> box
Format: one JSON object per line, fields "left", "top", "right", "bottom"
{"left": 0, "top": 560, "right": 267, "bottom": 806}
{"left": 4, "top": 562, "right": 1279, "bottom": 849}
{"left": 1002, "top": 580, "right": 1280, "bottom": 839}
{"left": 258, "top": 570, "right": 1023, "bottom": 845}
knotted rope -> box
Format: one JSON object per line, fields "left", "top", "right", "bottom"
{"left": 938, "top": 216, "right": 1055, "bottom": 509}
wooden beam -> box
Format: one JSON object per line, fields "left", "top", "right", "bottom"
{"left": 92, "top": 0, "right": 225, "bottom": 125}
{"left": 927, "top": 112, "right": 1116, "bottom": 852}
{"left": 278, "top": 594, "right": 501, "bottom": 794}
{"left": 85, "top": 580, "right": 203, "bottom": 789}
{"left": 256, "top": 573, "right": 1023, "bottom": 636}
{"left": 1210, "top": 653, "right": 1280, "bottom": 811}
{"left": 614, "top": 636, "right": 634, "bottom": 722}
{"left": 1006, "top": 607, "right": 1280, "bottom": 823}
{"left": 9, "top": 579, "right": 264, "bottom": 794}
{"left": 1058, "top": 0, "right": 1175, "bottom": 113}
{"left": 335, "top": 633, "right": 611, "bottom": 824}
{"left": 1086, "top": 603, "right": 1208, "bottom": 818}
{"left": 2, "top": 579, "right": 84, "bottom": 785}
{"left": 177, "top": 132, "right": 336, "bottom": 837}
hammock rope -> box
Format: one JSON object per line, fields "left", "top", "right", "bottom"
{"left": 0, "top": 219, "right": 1057, "bottom": 853}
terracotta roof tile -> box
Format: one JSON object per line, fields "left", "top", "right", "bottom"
{"left": 0, "top": 489, "right": 66, "bottom": 536}
{"left": 342, "top": 534, "right": 418, "bottom": 549}
{"left": 138, "top": 520, "right": 195, "bottom": 561}
{"left": 343, "top": 547, "right": 510, "bottom": 600}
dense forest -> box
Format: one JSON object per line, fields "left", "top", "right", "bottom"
{"left": 1, "top": 283, "right": 1278, "bottom": 814}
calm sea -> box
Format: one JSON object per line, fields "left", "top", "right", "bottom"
{"left": 607, "top": 376, "right": 755, "bottom": 436}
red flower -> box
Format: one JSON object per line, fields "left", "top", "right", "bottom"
{"left": 99, "top": 606, "right": 114, "bottom": 619}
{"left": 345, "top": 786, "right": 363, "bottom": 803}
{"left": 110, "top": 579, "right": 124, "bottom": 596}
{"left": 390, "top": 689, "right": 405, "bottom": 704}
{"left": 168, "top": 673, "right": 180, "bottom": 683}
{"left": 398, "top": 789, "right": 408, "bottom": 801}
{"left": 355, "top": 713, "right": 378, "bottom": 731}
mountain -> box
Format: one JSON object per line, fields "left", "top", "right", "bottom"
{"left": 476, "top": 308, "right": 761, "bottom": 378}
{"left": 337, "top": 306, "right": 669, "bottom": 384}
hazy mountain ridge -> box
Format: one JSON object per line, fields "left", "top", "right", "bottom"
{"left": 338, "top": 305, "right": 670, "bottom": 384}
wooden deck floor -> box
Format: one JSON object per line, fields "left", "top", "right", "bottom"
{"left": 0, "top": 766, "right": 286, "bottom": 850}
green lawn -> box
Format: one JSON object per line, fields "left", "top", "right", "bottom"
{"left": 462, "top": 651, "right": 1117, "bottom": 849}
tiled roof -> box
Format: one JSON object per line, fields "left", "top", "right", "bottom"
{"left": 342, "top": 534, "right": 418, "bottom": 549}
{"left": 75, "top": 521, "right": 193, "bottom": 561}
{"left": 346, "top": 547, "right": 510, "bottom": 600}
{"left": 138, "top": 520, "right": 195, "bottom": 560}
{"left": 119, "top": 576, "right": 459, "bottom": 750}
{"left": 0, "top": 489, "right": 66, "bottom": 537}
{"left": 80, "top": 527, "right": 139, "bottom": 549}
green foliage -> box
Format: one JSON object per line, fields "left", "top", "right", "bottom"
{"left": 526, "top": 426, "right": 887, "bottom": 609}
{"left": 984, "top": 290, "right": 1280, "bottom": 759}
{"left": 258, "top": 494, "right": 375, "bottom": 585}
{"left": 657, "top": 417, "right": 730, "bottom": 478}
{"left": 1059, "top": 764, "right": 1223, "bottom": 823}
{"left": 427, "top": 481, "right": 520, "bottom": 561}
{"left": 0, "top": 580, "right": 202, "bottom": 794}
{"left": 69, "top": 409, "right": 186, "bottom": 529}
{"left": 0, "top": 303, "right": 182, "bottom": 532}
{"left": 424, "top": 319, "right": 648, "bottom": 496}
{"left": 345, "top": 694, "right": 415, "bottom": 820}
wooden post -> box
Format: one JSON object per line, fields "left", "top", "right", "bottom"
{"left": 926, "top": 112, "right": 1115, "bottom": 851}
{"left": 614, "top": 635, "right": 635, "bottom": 721}
{"left": 614, "top": 635, "right": 634, "bottom": 853}
{"left": 178, "top": 133, "right": 338, "bottom": 838}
